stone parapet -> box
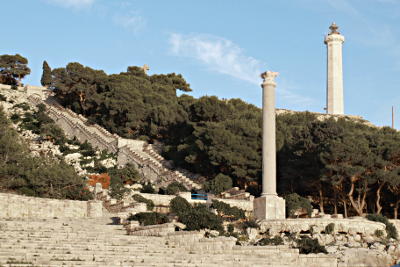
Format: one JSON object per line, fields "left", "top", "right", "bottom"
{"left": 0, "top": 193, "right": 100, "bottom": 218}
{"left": 259, "top": 217, "right": 386, "bottom": 236}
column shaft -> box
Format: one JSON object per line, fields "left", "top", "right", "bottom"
{"left": 262, "top": 79, "right": 277, "bottom": 196}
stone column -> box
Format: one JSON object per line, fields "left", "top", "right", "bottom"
{"left": 325, "top": 22, "right": 345, "bottom": 115}
{"left": 261, "top": 71, "right": 278, "bottom": 196}
{"left": 253, "top": 71, "right": 285, "bottom": 221}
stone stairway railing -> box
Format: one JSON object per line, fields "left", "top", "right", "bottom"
{"left": 27, "top": 95, "right": 202, "bottom": 190}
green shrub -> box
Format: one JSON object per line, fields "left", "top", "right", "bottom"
{"left": 10, "top": 113, "right": 20, "bottom": 122}
{"left": 79, "top": 141, "right": 96, "bottom": 157}
{"left": 20, "top": 112, "right": 39, "bottom": 132}
{"left": 211, "top": 200, "right": 245, "bottom": 221}
{"left": 241, "top": 219, "right": 259, "bottom": 230}
{"left": 108, "top": 176, "right": 129, "bottom": 200}
{"left": 324, "top": 223, "right": 335, "bottom": 234}
{"left": 296, "top": 237, "right": 327, "bottom": 254}
{"left": 170, "top": 196, "right": 192, "bottom": 217}
{"left": 204, "top": 173, "right": 232, "bottom": 194}
{"left": 37, "top": 103, "right": 46, "bottom": 112}
{"left": 40, "top": 123, "right": 66, "bottom": 144}
{"left": 227, "top": 224, "right": 234, "bottom": 234}
{"left": 108, "top": 164, "right": 140, "bottom": 184}
{"left": 127, "top": 212, "right": 169, "bottom": 226}
{"left": 140, "top": 183, "right": 155, "bottom": 193}
{"left": 12, "top": 102, "right": 30, "bottom": 111}
{"left": 132, "top": 194, "right": 154, "bottom": 211}
{"left": 284, "top": 193, "right": 313, "bottom": 218}
{"left": 104, "top": 164, "right": 139, "bottom": 200}
{"left": 179, "top": 204, "right": 223, "bottom": 232}
{"left": 375, "top": 229, "right": 384, "bottom": 238}
{"left": 255, "top": 236, "right": 284, "bottom": 246}
{"left": 166, "top": 181, "right": 188, "bottom": 195}
{"left": 366, "top": 214, "right": 398, "bottom": 240}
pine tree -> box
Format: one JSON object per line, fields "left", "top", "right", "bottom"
{"left": 40, "top": 60, "right": 51, "bottom": 86}
{"left": 0, "top": 54, "right": 31, "bottom": 85}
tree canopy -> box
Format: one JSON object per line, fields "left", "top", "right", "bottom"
{"left": 40, "top": 60, "right": 52, "bottom": 86}
{"left": 0, "top": 54, "right": 30, "bottom": 85}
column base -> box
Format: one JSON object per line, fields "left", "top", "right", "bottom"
{"left": 253, "top": 194, "right": 285, "bottom": 220}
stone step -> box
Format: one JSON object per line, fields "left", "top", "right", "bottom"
{"left": 0, "top": 216, "right": 307, "bottom": 267}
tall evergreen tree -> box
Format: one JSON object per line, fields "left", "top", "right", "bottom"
{"left": 40, "top": 60, "right": 52, "bottom": 86}
{"left": 0, "top": 54, "right": 30, "bottom": 85}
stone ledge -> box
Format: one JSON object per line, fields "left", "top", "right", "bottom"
{"left": 259, "top": 217, "right": 386, "bottom": 236}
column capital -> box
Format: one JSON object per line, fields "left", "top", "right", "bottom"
{"left": 261, "top": 71, "right": 279, "bottom": 87}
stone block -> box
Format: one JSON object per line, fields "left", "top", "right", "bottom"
{"left": 87, "top": 200, "right": 103, "bottom": 218}
{"left": 253, "top": 195, "right": 285, "bottom": 220}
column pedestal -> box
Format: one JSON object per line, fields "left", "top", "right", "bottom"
{"left": 254, "top": 195, "right": 285, "bottom": 220}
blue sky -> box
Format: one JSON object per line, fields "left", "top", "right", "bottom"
{"left": 2, "top": 0, "right": 400, "bottom": 127}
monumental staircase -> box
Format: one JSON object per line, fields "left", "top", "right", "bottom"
{"left": 0, "top": 216, "right": 335, "bottom": 267}
{"left": 26, "top": 94, "right": 202, "bottom": 191}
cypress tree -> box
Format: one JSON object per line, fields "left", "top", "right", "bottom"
{"left": 40, "top": 60, "right": 51, "bottom": 86}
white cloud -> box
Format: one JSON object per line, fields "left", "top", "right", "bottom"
{"left": 113, "top": 14, "right": 146, "bottom": 33}
{"left": 169, "top": 33, "right": 315, "bottom": 108}
{"left": 45, "top": 0, "right": 95, "bottom": 9}
{"left": 169, "top": 33, "right": 264, "bottom": 85}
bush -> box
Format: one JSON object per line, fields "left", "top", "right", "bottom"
{"left": 179, "top": 204, "right": 223, "bottom": 232}
{"left": 375, "top": 229, "right": 384, "bottom": 238}
{"left": 166, "top": 181, "right": 188, "bottom": 195}
{"left": 296, "top": 237, "right": 327, "bottom": 254}
{"left": 284, "top": 193, "right": 313, "bottom": 218}
{"left": 170, "top": 196, "right": 192, "bottom": 217}
{"left": 0, "top": 94, "right": 6, "bottom": 101}
{"left": 211, "top": 200, "right": 245, "bottom": 221}
{"left": 132, "top": 194, "right": 154, "bottom": 211}
{"left": 255, "top": 236, "right": 284, "bottom": 246}
{"left": 140, "top": 183, "right": 155, "bottom": 193}
{"left": 13, "top": 102, "right": 30, "bottom": 111}
{"left": 227, "top": 224, "right": 234, "bottom": 234}
{"left": 324, "top": 223, "right": 335, "bottom": 234}
{"left": 366, "top": 214, "right": 398, "bottom": 240}
{"left": 241, "top": 219, "right": 259, "bottom": 230}
{"left": 108, "top": 177, "right": 129, "bottom": 200}
{"left": 10, "top": 113, "right": 20, "bottom": 122}
{"left": 108, "top": 164, "right": 140, "bottom": 184}
{"left": 127, "top": 212, "right": 169, "bottom": 226}
{"left": 204, "top": 173, "right": 232, "bottom": 194}
{"left": 79, "top": 141, "right": 96, "bottom": 157}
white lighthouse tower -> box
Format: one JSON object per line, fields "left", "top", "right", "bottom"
{"left": 324, "top": 23, "right": 345, "bottom": 115}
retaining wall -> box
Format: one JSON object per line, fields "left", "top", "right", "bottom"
{"left": 0, "top": 193, "right": 102, "bottom": 218}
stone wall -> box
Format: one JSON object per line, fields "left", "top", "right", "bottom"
{"left": 0, "top": 84, "right": 12, "bottom": 90}
{"left": 135, "top": 192, "right": 253, "bottom": 211}
{"left": 0, "top": 193, "right": 102, "bottom": 218}
{"left": 260, "top": 218, "right": 386, "bottom": 236}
